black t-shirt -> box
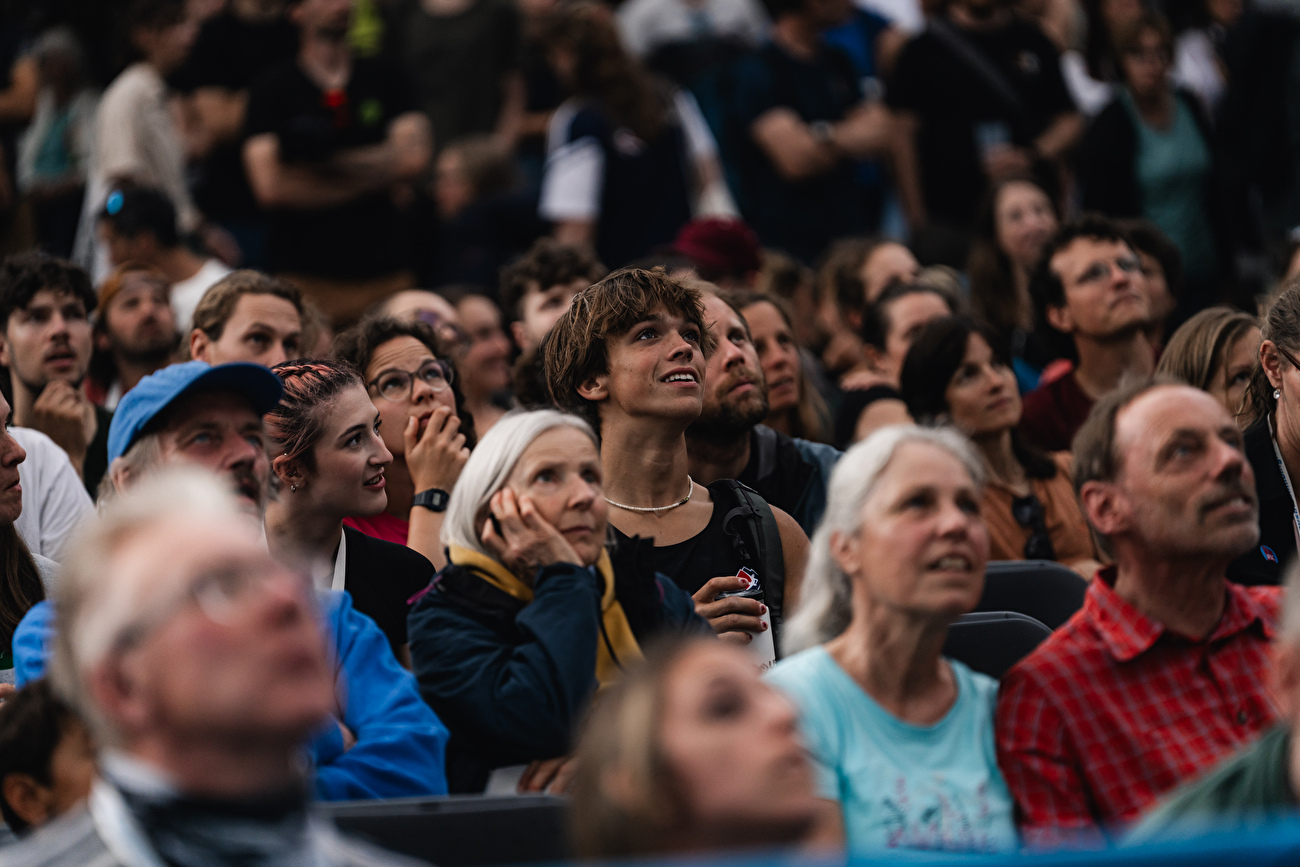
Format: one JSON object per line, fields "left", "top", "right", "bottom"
{"left": 171, "top": 13, "right": 299, "bottom": 221}
{"left": 243, "top": 57, "right": 417, "bottom": 278}
{"left": 887, "top": 18, "right": 1074, "bottom": 226}
{"left": 85, "top": 405, "right": 111, "bottom": 499}
{"left": 389, "top": 0, "right": 522, "bottom": 148}
{"left": 731, "top": 41, "right": 865, "bottom": 264}
{"left": 609, "top": 483, "right": 749, "bottom": 597}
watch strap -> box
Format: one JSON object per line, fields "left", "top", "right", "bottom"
{"left": 412, "top": 488, "right": 451, "bottom": 512}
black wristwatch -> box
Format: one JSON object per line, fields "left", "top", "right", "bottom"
{"left": 412, "top": 488, "right": 450, "bottom": 512}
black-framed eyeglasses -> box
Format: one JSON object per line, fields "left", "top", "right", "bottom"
{"left": 367, "top": 359, "right": 454, "bottom": 402}
{"left": 1011, "top": 492, "right": 1057, "bottom": 561}
{"left": 1277, "top": 344, "right": 1300, "bottom": 373}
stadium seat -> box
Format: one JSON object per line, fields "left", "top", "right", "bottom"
{"left": 943, "top": 611, "right": 1053, "bottom": 679}
{"left": 980, "top": 560, "right": 1089, "bottom": 630}
{"left": 319, "top": 794, "right": 570, "bottom": 866}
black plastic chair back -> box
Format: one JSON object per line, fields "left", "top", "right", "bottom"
{"left": 943, "top": 611, "right": 1053, "bottom": 679}
{"left": 980, "top": 560, "right": 1088, "bottom": 630}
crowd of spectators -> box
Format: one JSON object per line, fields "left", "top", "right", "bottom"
{"left": 0, "top": 0, "right": 1299, "bottom": 863}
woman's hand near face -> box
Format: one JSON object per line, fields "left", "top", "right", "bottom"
{"left": 406, "top": 405, "right": 470, "bottom": 492}
{"left": 482, "top": 487, "right": 583, "bottom": 579}
{"left": 692, "top": 574, "right": 768, "bottom": 644}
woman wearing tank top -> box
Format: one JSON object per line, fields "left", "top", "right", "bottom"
{"left": 542, "top": 267, "right": 809, "bottom": 648}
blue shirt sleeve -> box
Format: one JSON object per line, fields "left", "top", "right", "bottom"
{"left": 12, "top": 600, "right": 54, "bottom": 687}
{"left": 313, "top": 590, "right": 450, "bottom": 801}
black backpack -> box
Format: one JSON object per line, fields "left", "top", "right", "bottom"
{"left": 708, "top": 479, "right": 788, "bottom": 656}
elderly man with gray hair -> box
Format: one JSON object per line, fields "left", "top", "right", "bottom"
{"left": 4, "top": 469, "right": 420, "bottom": 866}
{"left": 996, "top": 377, "right": 1280, "bottom": 847}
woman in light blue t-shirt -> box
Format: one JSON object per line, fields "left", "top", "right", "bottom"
{"left": 767, "top": 424, "right": 1017, "bottom": 854}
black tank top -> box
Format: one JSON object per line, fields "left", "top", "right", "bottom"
{"left": 609, "top": 481, "right": 748, "bottom": 597}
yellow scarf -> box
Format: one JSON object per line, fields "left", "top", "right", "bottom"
{"left": 447, "top": 545, "right": 644, "bottom": 688}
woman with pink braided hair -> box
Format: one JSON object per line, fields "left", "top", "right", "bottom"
{"left": 263, "top": 358, "right": 434, "bottom": 661}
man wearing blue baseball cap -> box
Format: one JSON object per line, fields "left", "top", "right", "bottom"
{"left": 103, "top": 359, "right": 283, "bottom": 511}
{"left": 13, "top": 359, "right": 450, "bottom": 802}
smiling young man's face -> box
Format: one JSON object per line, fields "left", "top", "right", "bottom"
{"left": 586, "top": 308, "right": 708, "bottom": 425}
{"left": 0, "top": 288, "right": 93, "bottom": 391}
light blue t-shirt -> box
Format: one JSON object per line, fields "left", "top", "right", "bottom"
{"left": 766, "top": 646, "right": 1017, "bottom": 854}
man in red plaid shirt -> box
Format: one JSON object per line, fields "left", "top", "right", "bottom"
{"left": 996, "top": 379, "right": 1280, "bottom": 848}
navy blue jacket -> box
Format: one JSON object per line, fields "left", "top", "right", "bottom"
{"left": 408, "top": 549, "right": 708, "bottom": 793}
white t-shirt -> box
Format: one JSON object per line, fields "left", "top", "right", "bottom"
{"left": 170, "top": 258, "right": 234, "bottom": 334}
{"left": 11, "top": 427, "right": 95, "bottom": 563}
{"left": 73, "top": 63, "right": 201, "bottom": 281}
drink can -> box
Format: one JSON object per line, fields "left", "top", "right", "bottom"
{"left": 716, "top": 566, "right": 776, "bottom": 670}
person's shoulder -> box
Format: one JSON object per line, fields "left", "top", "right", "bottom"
{"left": 950, "top": 658, "right": 1000, "bottom": 703}
{"left": 1000, "top": 604, "right": 1104, "bottom": 691}
{"left": 247, "top": 58, "right": 303, "bottom": 95}
{"left": 766, "top": 645, "right": 833, "bottom": 692}
{"left": 0, "top": 807, "right": 107, "bottom": 867}
{"left": 9, "top": 426, "right": 64, "bottom": 457}
{"left": 1004, "top": 17, "right": 1059, "bottom": 49}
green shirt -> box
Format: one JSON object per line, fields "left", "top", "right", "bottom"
{"left": 1127, "top": 726, "right": 1296, "bottom": 844}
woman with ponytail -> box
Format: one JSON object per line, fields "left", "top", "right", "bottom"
{"left": 263, "top": 359, "right": 435, "bottom": 659}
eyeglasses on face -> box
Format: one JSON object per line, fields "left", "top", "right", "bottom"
{"left": 113, "top": 561, "right": 309, "bottom": 651}
{"left": 1074, "top": 255, "right": 1143, "bottom": 287}
{"left": 367, "top": 359, "right": 454, "bottom": 402}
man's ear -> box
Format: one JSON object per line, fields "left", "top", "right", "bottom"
{"left": 2, "top": 773, "right": 53, "bottom": 829}
{"left": 0, "top": 332, "right": 11, "bottom": 369}
{"left": 1262, "top": 340, "right": 1284, "bottom": 391}
{"left": 576, "top": 372, "right": 609, "bottom": 403}
{"left": 86, "top": 657, "right": 150, "bottom": 742}
{"left": 1079, "top": 480, "right": 1130, "bottom": 539}
{"left": 509, "top": 320, "right": 528, "bottom": 354}
{"left": 94, "top": 329, "right": 112, "bottom": 355}
{"left": 1045, "top": 302, "right": 1075, "bottom": 335}
{"left": 188, "top": 328, "right": 210, "bottom": 363}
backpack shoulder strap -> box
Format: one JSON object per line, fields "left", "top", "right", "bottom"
{"left": 710, "top": 479, "right": 787, "bottom": 655}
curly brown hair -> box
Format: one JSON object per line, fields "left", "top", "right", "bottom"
{"left": 331, "top": 316, "right": 478, "bottom": 450}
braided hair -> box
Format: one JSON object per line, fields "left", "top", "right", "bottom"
{"left": 265, "top": 359, "right": 364, "bottom": 472}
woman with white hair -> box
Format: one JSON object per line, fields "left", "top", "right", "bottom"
{"left": 766, "top": 425, "right": 1017, "bottom": 854}
{"left": 407, "top": 409, "right": 708, "bottom": 794}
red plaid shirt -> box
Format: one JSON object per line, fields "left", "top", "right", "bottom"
{"left": 995, "top": 568, "right": 1280, "bottom": 848}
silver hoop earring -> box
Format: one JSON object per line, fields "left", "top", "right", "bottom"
{"left": 291, "top": 484, "right": 298, "bottom": 493}
{"left": 1276, "top": 389, "right": 1282, "bottom": 400}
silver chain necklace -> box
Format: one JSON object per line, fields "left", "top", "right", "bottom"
{"left": 604, "top": 476, "right": 695, "bottom": 513}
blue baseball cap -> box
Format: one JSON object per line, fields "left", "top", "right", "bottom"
{"left": 107, "top": 361, "right": 284, "bottom": 464}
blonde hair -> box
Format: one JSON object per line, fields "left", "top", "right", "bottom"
{"left": 785, "top": 424, "right": 985, "bottom": 654}
{"left": 49, "top": 469, "right": 245, "bottom": 746}
{"left": 568, "top": 637, "right": 710, "bottom": 858}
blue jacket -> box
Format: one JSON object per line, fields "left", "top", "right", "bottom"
{"left": 408, "top": 556, "right": 708, "bottom": 793}
{"left": 13, "top": 591, "right": 448, "bottom": 801}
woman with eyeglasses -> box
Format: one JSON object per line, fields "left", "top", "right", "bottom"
{"left": 1076, "top": 10, "right": 1229, "bottom": 311}
{"left": 1230, "top": 281, "right": 1300, "bottom": 587}
{"left": 900, "top": 316, "right": 1100, "bottom": 578}
{"left": 262, "top": 360, "right": 435, "bottom": 660}
{"left": 333, "top": 317, "right": 477, "bottom": 570}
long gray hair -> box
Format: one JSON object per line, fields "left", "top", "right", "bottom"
{"left": 441, "top": 409, "right": 600, "bottom": 557}
{"left": 784, "top": 425, "right": 985, "bottom": 654}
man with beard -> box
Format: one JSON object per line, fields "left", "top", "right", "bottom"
{"left": 86, "top": 264, "right": 179, "bottom": 411}
{"left": 14, "top": 361, "right": 450, "bottom": 801}
{"left": 996, "top": 379, "right": 1281, "bottom": 847}
{"left": 0, "top": 252, "right": 110, "bottom": 496}
{"left": 684, "top": 286, "right": 840, "bottom": 534}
